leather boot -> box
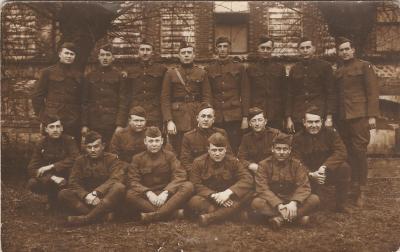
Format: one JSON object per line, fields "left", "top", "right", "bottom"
{"left": 268, "top": 216, "right": 284, "bottom": 230}
{"left": 141, "top": 212, "right": 160, "bottom": 223}
{"left": 199, "top": 205, "right": 238, "bottom": 227}
{"left": 335, "top": 182, "right": 352, "bottom": 213}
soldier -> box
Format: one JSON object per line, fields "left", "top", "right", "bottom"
{"left": 81, "top": 44, "right": 127, "bottom": 145}
{"left": 27, "top": 115, "right": 79, "bottom": 210}
{"left": 247, "top": 35, "right": 287, "bottom": 130}
{"left": 238, "top": 107, "right": 280, "bottom": 174}
{"left": 335, "top": 37, "right": 379, "bottom": 207}
{"left": 180, "top": 102, "right": 232, "bottom": 172}
{"left": 207, "top": 36, "right": 250, "bottom": 152}
{"left": 59, "top": 131, "right": 126, "bottom": 226}
{"left": 188, "top": 132, "right": 253, "bottom": 226}
{"left": 292, "top": 106, "right": 351, "bottom": 212}
{"left": 161, "top": 41, "right": 212, "bottom": 154}
{"left": 125, "top": 127, "right": 193, "bottom": 223}
{"left": 32, "top": 42, "right": 83, "bottom": 140}
{"left": 251, "top": 133, "right": 320, "bottom": 230}
{"left": 286, "top": 37, "right": 335, "bottom": 134}
{"left": 125, "top": 40, "right": 167, "bottom": 128}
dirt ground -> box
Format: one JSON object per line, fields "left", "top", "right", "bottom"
{"left": 2, "top": 176, "right": 400, "bottom": 252}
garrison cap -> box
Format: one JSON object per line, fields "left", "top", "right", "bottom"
{"left": 179, "top": 40, "right": 193, "bottom": 50}
{"left": 140, "top": 38, "right": 153, "bottom": 48}
{"left": 258, "top": 35, "right": 273, "bottom": 45}
{"left": 41, "top": 114, "right": 62, "bottom": 127}
{"left": 129, "top": 106, "right": 146, "bottom": 118}
{"left": 145, "top": 126, "right": 162, "bottom": 138}
{"left": 272, "top": 132, "right": 292, "bottom": 146}
{"left": 298, "top": 37, "right": 312, "bottom": 46}
{"left": 248, "top": 107, "right": 265, "bottom": 120}
{"left": 208, "top": 132, "right": 228, "bottom": 147}
{"left": 59, "top": 42, "right": 77, "bottom": 53}
{"left": 84, "top": 130, "right": 103, "bottom": 145}
{"left": 99, "top": 43, "right": 113, "bottom": 53}
{"left": 336, "top": 36, "right": 353, "bottom": 47}
{"left": 197, "top": 102, "right": 214, "bottom": 114}
{"left": 216, "top": 36, "right": 231, "bottom": 46}
{"left": 305, "top": 105, "right": 323, "bottom": 118}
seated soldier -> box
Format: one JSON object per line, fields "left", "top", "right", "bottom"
{"left": 59, "top": 131, "right": 126, "bottom": 226}
{"left": 292, "top": 106, "right": 351, "bottom": 212}
{"left": 188, "top": 132, "right": 253, "bottom": 226}
{"left": 238, "top": 107, "right": 280, "bottom": 174}
{"left": 181, "top": 102, "right": 232, "bottom": 172}
{"left": 251, "top": 133, "right": 320, "bottom": 230}
{"left": 125, "top": 127, "right": 193, "bottom": 223}
{"left": 27, "top": 115, "right": 79, "bottom": 210}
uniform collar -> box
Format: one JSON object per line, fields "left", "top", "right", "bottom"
{"left": 140, "top": 60, "right": 153, "bottom": 67}
{"left": 217, "top": 57, "right": 231, "bottom": 65}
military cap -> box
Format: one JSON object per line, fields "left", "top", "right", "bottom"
{"left": 179, "top": 40, "right": 193, "bottom": 50}
{"left": 272, "top": 132, "right": 292, "bottom": 146}
{"left": 84, "top": 130, "right": 103, "bottom": 145}
{"left": 216, "top": 36, "right": 231, "bottom": 46}
{"left": 59, "top": 42, "right": 77, "bottom": 53}
{"left": 305, "top": 105, "right": 323, "bottom": 118}
{"left": 41, "top": 114, "right": 62, "bottom": 127}
{"left": 248, "top": 107, "right": 265, "bottom": 120}
{"left": 336, "top": 36, "right": 353, "bottom": 47}
{"left": 208, "top": 132, "right": 228, "bottom": 147}
{"left": 258, "top": 35, "right": 273, "bottom": 45}
{"left": 145, "top": 126, "right": 162, "bottom": 138}
{"left": 129, "top": 106, "right": 146, "bottom": 118}
{"left": 197, "top": 102, "right": 214, "bottom": 114}
{"left": 99, "top": 43, "right": 113, "bottom": 53}
{"left": 298, "top": 37, "right": 312, "bottom": 45}
{"left": 140, "top": 38, "right": 153, "bottom": 48}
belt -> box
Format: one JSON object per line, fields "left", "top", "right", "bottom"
{"left": 173, "top": 95, "right": 201, "bottom": 102}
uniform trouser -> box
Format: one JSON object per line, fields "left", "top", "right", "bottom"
{"left": 27, "top": 176, "right": 60, "bottom": 204}
{"left": 58, "top": 182, "right": 126, "bottom": 220}
{"left": 337, "top": 118, "right": 370, "bottom": 186}
{"left": 125, "top": 182, "right": 194, "bottom": 219}
{"left": 251, "top": 194, "right": 320, "bottom": 218}
{"left": 215, "top": 121, "right": 242, "bottom": 154}
{"left": 187, "top": 191, "right": 253, "bottom": 221}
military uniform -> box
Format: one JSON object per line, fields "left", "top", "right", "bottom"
{"left": 32, "top": 63, "right": 83, "bottom": 139}
{"left": 188, "top": 154, "right": 253, "bottom": 223}
{"left": 207, "top": 58, "right": 250, "bottom": 152}
{"left": 82, "top": 65, "right": 127, "bottom": 144}
{"left": 109, "top": 127, "right": 146, "bottom": 163}
{"left": 125, "top": 61, "right": 167, "bottom": 128}
{"left": 247, "top": 59, "right": 287, "bottom": 129}
{"left": 251, "top": 156, "right": 319, "bottom": 218}
{"left": 27, "top": 134, "right": 79, "bottom": 203}
{"left": 335, "top": 58, "right": 379, "bottom": 187}
{"left": 286, "top": 58, "right": 335, "bottom": 131}
{"left": 126, "top": 149, "right": 193, "bottom": 220}
{"left": 180, "top": 127, "right": 233, "bottom": 172}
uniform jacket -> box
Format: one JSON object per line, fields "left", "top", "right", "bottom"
{"left": 190, "top": 154, "right": 253, "bottom": 199}
{"left": 125, "top": 61, "right": 167, "bottom": 123}
{"left": 68, "top": 152, "right": 126, "bottom": 199}
{"left": 237, "top": 127, "right": 280, "bottom": 167}
{"left": 335, "top": 58, "right": 379, "bottom": 120}
{"left": 180, "top": 127, "right": 233, "bottom": 172}
{"left": 256, "top": 156, "right": 311, "bottom": 207}
{"left": 286, "top": 58, "right": 335, "bottom": 122}
{"left": 82, "top": 65, "right": 127, "bottom": 130}
{"left": 109, "top": 127, "right": 146, "bottom": 163}
{"left": 128, "top": 149, "right": 187, "bottom": 196}
{"left": 292, "top": 128, "right": 347, "bottom": 172}
{"left": 207, "top": 58, "right": 250, "bottom": 122}
{"left": 247, "top": 60, "right": 287, "bottom": 121}
{"left": 32, "top": 63, "right": 83, "bottom": 129}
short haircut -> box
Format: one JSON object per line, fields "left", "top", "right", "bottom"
{"left": 145, "top": 126, "right": 162, "bottom": 138}
{"left": 208, "top": 132, "right": 228, "bottom": 147}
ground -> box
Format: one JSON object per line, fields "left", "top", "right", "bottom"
{"left": 2, "top": 176, "right": 400, "bottom": 252}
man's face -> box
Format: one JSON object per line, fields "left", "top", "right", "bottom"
{"left": 208, "top": 143, "right": 226, "bottom": 162}
{"left": 216, "top": 42, "right": 230, "bottom": 59}
{"left": 257, "top": 41, "right": 274, "bottom": 59}
{"left": 98, "top": 49, "right": 114, "bottom": 67}
{"left": 197, "top": 108, "right": 215, "bottom": 129}
{"left": 59, "top": 48, "right": 76, "bottom": 64}
{"left": 44, "top": 120, "right": 63, "bottom": 139}
{"left": 144, "top": 136, "right": 163, "bottom": 153}
{"left": 272, "top": 143, "right": 291, "bottom": 162}
{"left": 298, "top": 41, "right": 315, "bottom": 59}
{"left": 338, "top": 42, "right": 355, "bottom": 61}
{"left": 178, "top": 47, "right": 195, "bottom": 64}
{"left": 86, "top": 139, "right": 104, "bottom": 159}
{"left": 249, "top": 113, "right": 267, "bottom": 132}
{"left": 303, "top": 113, "right": 322, "bottom": 135}
{"left": 138, "top": 44, "right": 153, "bottom": 61}
{"left": 128, "top": 115, "right": 146, "bottom": 132}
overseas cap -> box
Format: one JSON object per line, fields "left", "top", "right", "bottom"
{"left": 298, "top": 37, "right": 312, "bottom": 45}
{"left": 129, "top": 106, "right": 146, "bottom": 118}
{"left": 258, "top": 35, "right": 273, "bottom": 45}
{"left": 179, "top": 40, "right": 193, "bottom": 50}
{"left": 84, "top": 130, "right": 102, "bottom": 145}
{"left": 99, "top": 43, "right": 113, "bottom": 53}
{"left": 216, "top": 36, "right": 231, "bottom": 46}
{"left": 145, "top": 126, "right": 162, "bottom": 138}
{"left": 336, "top": 36, "right": 353, "bottom": 47}
{"left": 248, "top": 107, "right": 264, "bottom": 120}
{"left": 197, "top": 102, "right": 214, "bottom": 114}
{"left": 140, "top": 38, "right": 153, "bottom": 48}
{"left": 59, "top": 42, "right": 77, "bottom": 53}
{"left": 208, "top": 132, "right": 228, "bottom": 147}
{"left": 41, "top": 114, "right": 62, "bottom": 127}
{"left": 273, "top": 132, "right": 292, "bottom": 146}
{"left": 305, "top": 105, "right": 323, "bottom": 118}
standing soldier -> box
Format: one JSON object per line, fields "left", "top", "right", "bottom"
{"left": 161, "top": 41, "right": 212, "bottom": 153}
{"left": 247, "top": 35, "right": 287, "bottom": 130}
{"left": 59, "top": 131, "right": 126, "bottom": 226}
{"left": 188, "top": 133, "right": 253, "bottom": 226}
{"left": 125, "top": 40, "right": 167, "bottom": 128}
{"left": 27, "top": 115, "right": 79, "bottom": 210}
{"left": 125, "top": 127, "right": 193, "bottom": 223}
{"left": 32, "top": 42, "right": 83, "bottom": 140}
{"left": 286, "top": 37, "right": 335, "bottom": 133}
{"left": 238, "top": 107, "right": 280, "bottom": 174}
{"left": 81, "top": 44, "right": 127, "bottom": 145}
{"left": 335, "top": 37, "right": 379, "bottom": 207}
{"left": 207, "top": 36, "right": 250, "bottom": 152}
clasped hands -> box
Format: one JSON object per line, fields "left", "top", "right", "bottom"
{"left": 277, "top": 201, "right": 298, "bottom": 222}
{"left": 309, "top": 166, "right": 327, "bottom": 185}
{"left": 146, "top": 190, "right": 169, "bottom": 207}
{"left": 85, "top": 191, "right": 101, "bottom": 206}
{"left": 211, "top": 189, "right": 233, "bottom": 208}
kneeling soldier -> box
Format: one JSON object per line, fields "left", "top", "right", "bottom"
{"left": 59, "top": 131, "right": 126, "bottom": 226}
{"left": 188, "top": 132, "right": 253, "bottom": 226}
{"left": 251, "top": 133, "right": 320, "bottom": 230}
{"left": 126, "top": 127, "right": 193, "bottom": 223}
{"left": 27, "top": 115, "right": 79, "bottom": 210}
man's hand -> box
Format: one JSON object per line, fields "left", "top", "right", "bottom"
{"left": 156, "top": 191, "right": 169, "bottom": 207}
{"left": 212, "top": 189, "right": 233, "bottom": 205}
{"left": 37, "top": 164, "right": 54, "bottom": 177}
{"left": 286, "top": 117, "right": 295, "bottom": 134}
{"left": 248, "top": 163, "right": 259, "bottom": 173}
{"left": 50, "top": 175, "right": 66, "bottom": 186}
{"left": 81, "top": 126, "right": 89, "bottom": 136}
{"left": 222, "top": 199, "right": 234, "bottom": 208}
{"left": 146, "top": 191, "right": 159, "bottom": 206}
{"left": 285, "top": 201, "right": 298, "bottom": 221}
{"left": 369, "top": 117, "right": 376, "bottom": 130}
{"left": 324, "top": 115, "right": 333, "bottom": 128}
{"left": 241, "top": 117, "right": 249, "bottom": 130}
{"left": 309, "top": 170, "right": 326, "bottom": 185}
{"left": 277, "top": 204, "right": 289, "bottom": 220}
{"left": 114, "top": 126, "right": 124, "bottom": 134}
{"left": 167, "top": 121, "right": 177, "bottom": 135}
{"left": 85, "top": 192, "right": 100, "bottom": 206}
